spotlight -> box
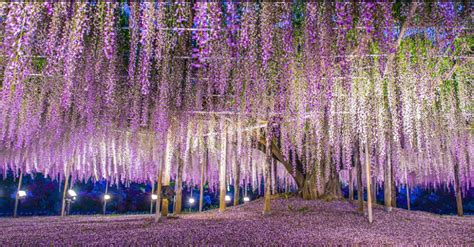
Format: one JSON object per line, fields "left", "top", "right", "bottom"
{"left": 225, "top": 195, "right": 231, "bottom": 202}
{"left": 151, "top": 194, "right": 158, "bottom": 200}
{"left": 188, "top": 198, "right": 195, "bottom": 204}
{"left": 243, "top": 196, "right": 250, "bottom": 202}
{"left": 17, "top": 190, "right": 27, "bottom": 198}
{"left": 104, "top": 194, "right": 111, "bottom": 200}
{"left": 67, "top": 189, "right": 77, "bottom": 197}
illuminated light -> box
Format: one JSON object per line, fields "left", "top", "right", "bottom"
{"left": 104, "top": 194, "right": 111, "bottom": 200}
{"left": 225, "top": 195, "right": 231, "bottom": 202}
{"left": 151, "top": 194, "right": 158, "bottom": 200}
{"left": 17, "top": 190, "right": 27, "bottom": 198}
{"left": 243, "top": 196, "right": 250, "bottom": 202}
{"left": 188, "top": 198, "right": 195, "bottom": 204}
{"left": 67, "top": 189, "right": 77, "bottom": 197}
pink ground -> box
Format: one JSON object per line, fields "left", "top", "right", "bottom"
{"left": 1, "top": 198, "right": 472, "bottom": 246}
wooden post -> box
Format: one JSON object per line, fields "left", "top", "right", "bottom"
{"left": 60, "top": 173, "right": 70, "bottom": 217}
{"left": 365, "top": 141, "right": 373, "bottom": 223}
{"left": 103, "top": 180, "right": 109, "bottom": 215}
{"left": 13, "top": 170, "right": 23, "bottom": 218}
{"left": 175, "top": 147, "right": 183, "bottom": 215}
{"left": 384, "top": 141, "right": 392, "bottom": 211}
{"left": 263, "top": 135, "right": 272, "bottom": 215}
{"left": 199, "top": 139, "right": 208, "bottom": 212}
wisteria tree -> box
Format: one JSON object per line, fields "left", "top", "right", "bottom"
{"left": 0, "top": 1, "right": 472, "bottom": 219}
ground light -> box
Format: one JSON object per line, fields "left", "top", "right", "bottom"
{"left": 67, "top": 189, "right": 77, "bottom": 197}
{"left": 188, "top": 198, "right": 195, "bottom": 204}
{"left": 225, "top": 195, "right": 231, "bottom": 202}
{"left": 243, "top": 196, "right": 250, "bottom": 202}
{"left": 17, "top": 190, "right": 27, "bottom": 198}
{"left": 104, "top": 194, "right": 111, "bottom": 200}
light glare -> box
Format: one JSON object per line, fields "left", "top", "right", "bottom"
{"left": 17, "top": 190, "right": 27, "bottom": 198}
{"left": 67, "top": 189, "right": 77, "bottom": 197}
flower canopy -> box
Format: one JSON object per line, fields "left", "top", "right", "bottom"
{"left": 0, "top": 2, "right": 472, "bottom": 195}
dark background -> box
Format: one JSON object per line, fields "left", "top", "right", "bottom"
{"left": 1, "top": 171, "right": 473, "bottom": 217}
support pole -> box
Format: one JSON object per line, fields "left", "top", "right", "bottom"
{"left": 356, "top": 140, "right": 364, "bottom": 213}
{"left": 233, "top": 132, "right": 240, "bottom": 206}
{"left": 199, "top": 139, "right": 208, "bottom": 212}
{"left": 263, "top": 134, "right": 272, "bottom": 215}
{"left": 161, "top": 130, "right": 173, "bottom": 217}
{"left": 155, "top": 163, "right": 163, "bottom": 222}
{"left": 175, "top": 147, "right": 183, "bottom": 215}
{"left": 218, "top": 123, "right": 227, "bottom": 213}
{"left": 384, "top": 141, "right": 392, "bottom": 211}
{"left": 453, "top": 156, "right": 464, "bottom": 216}
{"left": 13, "top": 170, "right": 23, "bottom": 218}
{"left": 61, "top": 173, "right": 70, "bottom": 217}
{"left": 150, "top": 182, "right": 155, "bottom": 214}
{"left": 103, "top": 180, "right": 109, "bottom": 215}
{"left": 365, "top": 141, "right": 373, "bottom": 223}
{"left": 349, "top": 168, "right": 354, "bottom": 202}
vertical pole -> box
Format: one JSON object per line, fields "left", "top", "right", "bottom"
{"left": 406, "top": 184, "right": 411, "bottom": 211}
{"left": 199, "top": 138, "right": 207, "bottom": 212}
{"left": 349, "top": 168, "right": 354, "bottom": 202}
{"left": 365, "top": 141, "right": 373, "bottom": 223}
{"left": 150, "top": 182, "right": 155, "bottom": 214}
{"left": 61, "top": 173, "right": 69, "bottom": 217}
{"left": 175, "top": 147, "right": 183, "bottom": 215}
{"left": 356, "top": 140, "right": 364, "bottom": 213}
{"left": 103, "top": 180, "right": 109, "bottom": 215}
{"left": 161, "top": 130, "right": 173, "bottom": 217}
{"left": 155, "top": 163, "right": 163, "bottom": 222}
{"left": 219, "top": 123, "right": 227, "bottom": 213}
{"left": 453, "top": 156, "right": 464, "bottom": 216}
{"left": 13, "top": 170, "right": 23, "bottom": 218}
{"left": 384, "top": 141, "right": 392, "bottom": 211}
{"left": 233, "top": 132, "right": 240, "bottom": 206}
{"left": 263, "top": 133, "right": 272, "bottom": 215}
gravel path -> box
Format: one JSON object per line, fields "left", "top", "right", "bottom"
{"left": 1, "top": 198, "right": 472, "bottom": 246}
